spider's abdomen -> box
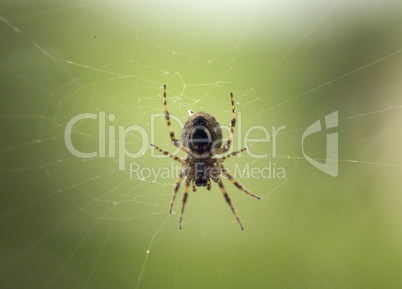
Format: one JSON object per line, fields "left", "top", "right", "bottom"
{"left": 181, "top": 111, "right": 222, "bottom": 155}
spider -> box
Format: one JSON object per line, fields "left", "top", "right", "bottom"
{"left": 151, "top": 84, "right": 260, "bottom": 230}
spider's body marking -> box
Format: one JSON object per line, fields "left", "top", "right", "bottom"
{"left": 151, "top": 84, "right": 260, "bottom": 230}
{"left": 181, "top": 111, "right": 222, "bottom": 156}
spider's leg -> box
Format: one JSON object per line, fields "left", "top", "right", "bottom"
{"left": 207, "top": 179, "right": 211, "bottom": 191}
{"left": 170, "top": 170, "right": 183, "bottom": 213}
{"left": 150, "top": 144, "right": 183, "bottom": 163}
{"left": 192, "top": 180, "right": 196, "bottom": 192}
{"left": 163, "top": 84, "right": 188, "bottom": 153}
{"left": 212, "top": 92, "right": 236, "bottom": 155}
{"left": 217, "top": 178, "right": 243, "bottom": 230}
{"left": 163, "top": 84, "right": 178, "bottom": 146}
{"left": 217, "top": 147, "right": 247, "bottom": 163}
{"left": 221, "top": 165, "right": 260, "bottom": 199}
{"left": 179, "top": 178, "right": 191, "bottom": 229}
{"left": 224, "top": 92, "right": 236, "bottom": 151}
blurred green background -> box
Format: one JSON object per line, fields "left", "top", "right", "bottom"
{"left": 1, "top": 0, "right": 402, "bottom": 288}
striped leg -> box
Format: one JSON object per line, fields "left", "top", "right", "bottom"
{"left": 213, "top": 92, "right": 236, "bottom": 154}
{"left": 217, "top": 147, "right": 247, "bottom": 162}
{"left": 221, "top": 165, "right": 260, "bottom": 200}
{"left": 150, "top": 144, "right": 183, "bottom": 163}
{"left": 217, "top": 179, "right": 244, "bottom": 230}
{"left": 170, "top": 170, "right": 183, "bottom": 213}
{"left": 163, "top": 84, "right": 189, "bottom": 154}
{"left": 207, "top": 179, "right": 211, "bottom": 191}
{"left": 179, "top": 178, "right": 191, "bottom": 229}
{"left": 225, "top": 92, "right": 237, "bottom": 151}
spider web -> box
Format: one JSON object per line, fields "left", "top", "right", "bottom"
{"left": 1, "top": 0, "right": 402, "bottom": 288}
